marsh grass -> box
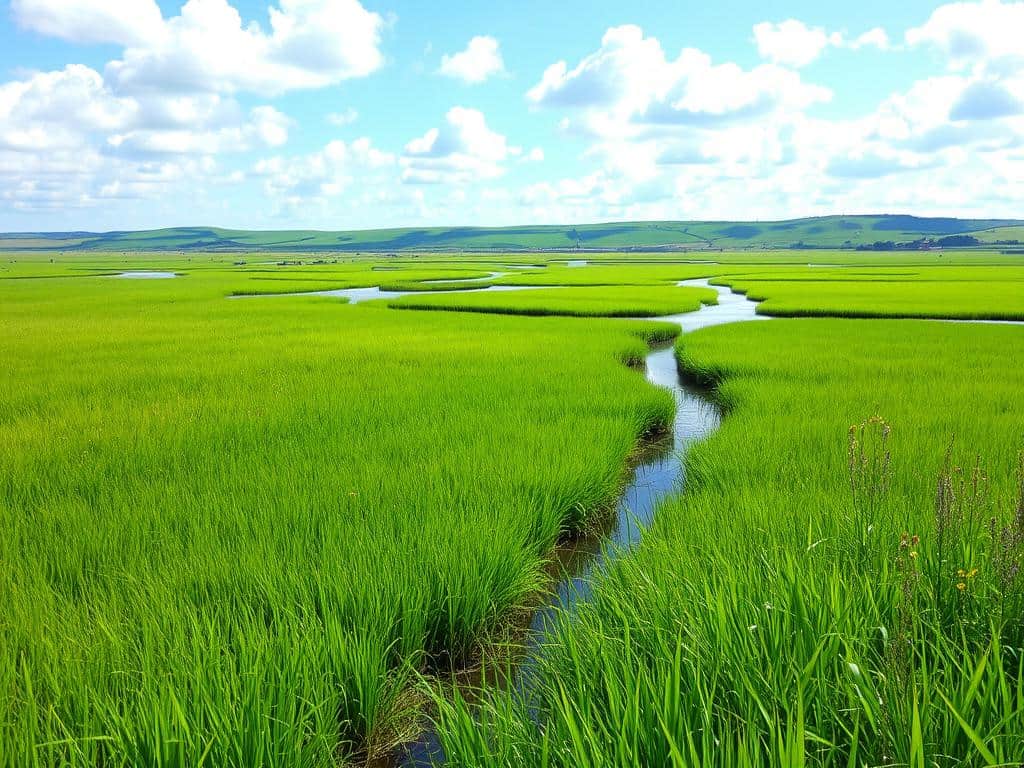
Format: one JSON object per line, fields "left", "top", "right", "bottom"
{"left": 386, "top": 285, "right": 719, "bottom": 318}
{"left": 428, "top": 319, "right": 1024, "bottom": 767}
{"left": 0, "top": 272, "right": 679, "bottom": 766}
{"left": 718, "top": 272, "right": 1024, "bottom": 320}
{"left": 5, "top": 254, "right": 1024, "bottom": 766}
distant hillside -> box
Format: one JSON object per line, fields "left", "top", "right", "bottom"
{"left": 2, "top": 215, "right": 1023, "bottom": 252}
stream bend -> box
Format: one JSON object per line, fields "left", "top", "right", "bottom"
{"left": 395, "top": 279, "right": 766, "bottom": 766}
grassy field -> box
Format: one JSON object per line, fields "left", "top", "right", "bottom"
{"left": 3, "top": 251, "right": 1023, "bottom": 766}
{"left": 386, "top": 284, "right": 718, "bottom": 318}
{"left": 432, "top": 319, "right": 1024, "bottom": 766}
{"left": 716, "top": 267, "right": 1024, "bottom": 320}
{"left": 0, "top": 272, "right": 680, "bottom": 766}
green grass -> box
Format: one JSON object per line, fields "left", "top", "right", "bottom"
{"left": 4, "top": 251, "right": 1024, "bottom": 766}
{"left": 0, "top": 273, "right": 680, "bottom": 766}
{"left": 386, "top": 285, "right": 719, "bottom": 318}
{"left": 722, "top": 277, "right": 1024, "bottom": 320}
{"left": 430, "top": 318, "right": 1024, "bottom": 766}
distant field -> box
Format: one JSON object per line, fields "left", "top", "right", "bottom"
{"left": 4, "top": 214, "right": 1024, "bottom": 252}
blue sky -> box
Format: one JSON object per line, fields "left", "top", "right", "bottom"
{"left": 0, "top": 0, "right": 1022, "bottom": 231}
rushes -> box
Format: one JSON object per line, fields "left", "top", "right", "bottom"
{"left": 847, "top": 415, "right": 891, "bottom": 563}
{"left": 988, "top": 453, "right": 1024, "bottom": 633}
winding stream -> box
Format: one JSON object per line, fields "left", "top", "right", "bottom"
{"left": 112, "top": 271, "right": 178, "bottom": 279}
{"left": 241, "top": 273, "right": 1014, "bottom": 765}
{"left": 393, "top": 279, "right": 766, "bottom": 766}
{"left": 253, "top": 282, "right": 542, "bottom": 303}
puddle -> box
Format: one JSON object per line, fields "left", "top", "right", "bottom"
{"left": 242, "top": 283, "right": 544, "bottom": 303}
{"left": 112, "top": 271, "right": 177, "bottom": 279}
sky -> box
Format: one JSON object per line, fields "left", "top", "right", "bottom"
{"left": 0, "top": 0, "right": 1022, "bottom": 232}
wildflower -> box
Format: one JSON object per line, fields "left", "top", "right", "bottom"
{"left": 909, "top": 551, "right": 918, "bottom": 560}
{"left": 956, "top": 582, "right": 966, "bottom": 591}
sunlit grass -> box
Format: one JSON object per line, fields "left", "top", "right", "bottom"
{"left": 386, "top": 284, "right": 719, "bottom": 317}
{"left": 431, "top": 319, "right": 1024, "bottom": 766}
{"left": 0, "top": 273, "right": 678, "bottom": 766}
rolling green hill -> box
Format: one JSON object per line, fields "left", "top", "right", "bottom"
{"left": 2, "top": 215, "right": 1022, "bottom": 252}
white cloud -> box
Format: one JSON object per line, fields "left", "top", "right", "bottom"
{"left": 253, "top": 137, "right": 395, "bottom": 201}
{"left": 11, "top": 0, "right": 165, "bottom": 46}
{"left": 107, "top": 105, "right": 292, "bottom": 155}
{"left": 14, "top": 1, "right": 386, "bottom": 96}
{"left": 753, "top": 20, "right": 890, "bottom": 67}
{"left": 753, "top": 20, "right": 839, "bottom": 68}
{"left": 849, "top": 27, "right": 891, "bottom": 50}
{"left": 439, "top": 36, "right": 506, "bottom": 84}
{"left": 514, "top": 13, "right": 1024, "bottom": 224}
{"left": 906, "top": 1, "right": 1024, "bottom": 69}
{"left": 327, "top": 108, "right": 359, "bottom": 126}
{"left": 102, "top": 0, "right": 385, "bottom": 97}
{"left": 402, "top": 107, "right": 518, "bottom": 183}
{"left": 527, "top": 25, "right": 831, "bottom": 139}
{"left": 0, "top": 65, "right": 136, "bottom": 152}
{"left": 0, "top": 0, "right": 391, "bottom": 216}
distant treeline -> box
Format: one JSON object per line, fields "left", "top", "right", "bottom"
{"left": 852, "top": 235, "right": 1020, "bottom": 251}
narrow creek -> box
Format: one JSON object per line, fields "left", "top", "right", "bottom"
{"left": 391, "top": 279, "right": 766, "bottom": 767}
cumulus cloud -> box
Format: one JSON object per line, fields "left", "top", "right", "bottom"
{"left": 753, "top": 20, "right": 840, "bottom": 68}
{"left": 753, "top": 19, "right": 890, "bottom": 67}
{"left": 517, "top": 12, "right": 1024, "bottom": 222}
{"left": 0, "top": 64, "right": 291, "bottom": 157}
{"left": 105, "top": 0, "right": 385, "bottom": 96}
{"left": 253, "top": 137, "right": 394, "bottom": 200}
{"left": 849, "top": 27, "right": 891, "bottom": 50}
{"left": 11, "top": 0, "right": 165, "bottom": 46}
{"left": 0, "top": 65, "right": 136, "bottom": 152}
{"left": 906, "top": 0, "right": 1024, "bottom": 68}
{"left": 6, "top": 0, "right": 1024, "bottom": 227}
{"left": 950, "top": 80, "right": 1024, "bottom": 119}
{"left": 528, "top": 25, "right": 831, "bottom": 138}
{"left": 0, "top": 0, "right": 390, "bottom": 215}
{"left": 402, "top": 107, "right": 518, "bottom": 183}
{"left": 439, "top": 36, "right": 506, "bottom": 84}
